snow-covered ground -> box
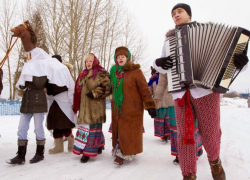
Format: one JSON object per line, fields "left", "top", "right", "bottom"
{"left": 0, "top": 98, "right": 250, "bottom": 180}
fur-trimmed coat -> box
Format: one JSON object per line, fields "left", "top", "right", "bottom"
{"left": 77, "top": 70, "right": 111, "bottom": 125}
{"left": 111, "top": 61, "right": 156, "bottom": 156}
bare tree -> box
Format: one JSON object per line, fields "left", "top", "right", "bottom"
{"left": 0, "top": 0, "right": 148, "bottom": 100}
{"left": 0, "top": 0, "right": 19, "bottom": 100}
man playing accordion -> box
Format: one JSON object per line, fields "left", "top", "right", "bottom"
{"left": 154, "top": 3, "right": 249, "bottom": 180}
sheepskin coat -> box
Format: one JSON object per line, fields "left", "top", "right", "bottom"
{"left": 111, "top": 61, "right": 156, "bottom": 155}
{"left": 77, "top": 70, "right": 111, "bottom": 125}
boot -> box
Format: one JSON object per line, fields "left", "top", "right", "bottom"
{"left": 49, "top": 137, "right": 64, "bottom": 154}
{"left": 162, "top": 136, "right": 169, "bottom": 143}
{"left": 6, "top": 140, "right": 28, "bottom": 165}
{"left": 209, "top": 157, "right": 226, "bottom": 180}
{"left": 66, "top": 134, "right": 74, "bottom": 152}
{"left": 173, "top": 156, "right": 179, "bottom": 165}
{"left": 113, "top": 156, "right": 124, "bottom": 165}
{"left": 197, "top": 149, "right": 203, "bottom": 157}
{"left": 98, "top": 146, "right": 104, "bottom": 154}
{"left": 80, "top": 155, "right": 90, "bottom": 163}
{"left": 183, "top": 174, "right": 196, "bottom": 180}
{"left": 30, "top": 139, "right": 45, "bottom": 163}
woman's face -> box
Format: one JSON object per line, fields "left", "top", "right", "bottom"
{"left": 85, "top": 58, "right": 94, "bottom": 70}
{"left": 117, "top": 55, "right": 127, "bottom": 66}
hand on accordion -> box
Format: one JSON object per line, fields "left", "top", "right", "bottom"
{"left": 233, "top": 53, "right": 249, "bottom": 69}
{"left": 155, "top": 56, "right": 173, "bottom": 70}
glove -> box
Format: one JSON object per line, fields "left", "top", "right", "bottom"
{"left": 147, "top": 108, "right": 157, "bottom": 118}
{"left": 233, "top": 53, "right": 249, "bottom": 69}
{"left": 155, "top": 56, "right": 173, "bottom": 70}
{"left": 86, "top": 91, "right": 94, "bottom": 99}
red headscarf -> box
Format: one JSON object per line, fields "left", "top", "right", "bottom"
{"left": 72, "top": 54, "right": 106, "bottom": 113}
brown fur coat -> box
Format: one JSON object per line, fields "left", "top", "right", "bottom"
{"left": 77, "top": 70, "right": 111, "bottom": 125}
{"left": 111, "top": 62, "right": 156, "bottom": 155}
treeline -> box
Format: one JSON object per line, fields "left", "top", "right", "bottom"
{"left": 0, "top": 0, "right": 147, "bottom": 100}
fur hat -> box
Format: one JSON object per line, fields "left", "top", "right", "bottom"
{"left": 172, "top": 3, "right": 192, "bottom": 18}
{"left": 52, "top": 55, "right": 62, "bottom": 63}
{"left": 115, "top": 46, "right": 129, "bottom": 58}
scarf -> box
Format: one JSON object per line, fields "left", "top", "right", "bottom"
{"left": 148, "top": 73, "right": 159, "bottom": 86}
{"left": 110, "top": 48, "right": 132, "bottom": 113}
{"left": 73, "top": 54, "right": 106, "bottom": 113}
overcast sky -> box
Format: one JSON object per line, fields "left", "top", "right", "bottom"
{"left": 124, "top": 0, "right": 250, "bottom": 93}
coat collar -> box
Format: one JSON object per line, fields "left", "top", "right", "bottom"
{"left": 165, "top": 21, "right": 197, "bottom": 38}
{"left": 86, "top": 69, "right": 93, "bottom": 78}
{"left": 123, "top": 61, "right": 140, "bottom": 71}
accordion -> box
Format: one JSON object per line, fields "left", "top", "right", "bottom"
{"left": 166, "top": 22, "right": 250, "bottom": 93}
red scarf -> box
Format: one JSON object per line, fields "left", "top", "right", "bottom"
{"left": 177, "top": 89, "right": 195, "bottom": 145}
{"left": 72, "top": 55, "right": 106, "bottom": 113}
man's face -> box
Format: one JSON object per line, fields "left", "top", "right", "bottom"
{"left": 172, "top": 8, "right": 191, "bottom": 26}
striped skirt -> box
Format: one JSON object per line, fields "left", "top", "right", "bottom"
{"left": 154, "top": 108, "right": 171, "bottom": 139}
{"left": 73, "top": 123, "right": 105, "bottom": 157}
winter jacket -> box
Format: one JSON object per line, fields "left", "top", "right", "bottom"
{"left": 77, "top": 70, "right": 111, "bottom": 125}
{"left": 148, "top": 81, "right": 157, "bottom": 99}
{"left": 111, "top": 61, "right": 156, "bottom": 156}
{"left": 20, "top": 76, "right": 48, "bottom": 113}
{"left": 154, "top": 73, "right": 174, "bottom": 109}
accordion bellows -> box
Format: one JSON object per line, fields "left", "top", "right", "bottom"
{"left": 166, "top": 22, "right": 250, "bottom": 93}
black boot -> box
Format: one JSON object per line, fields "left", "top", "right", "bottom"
{"left": 197, "top": 149, "right": 203, "bottom": 157}
{"left": 6, "top": 140, "right": 28, "bottom": 165}
{"left": 98, "top": 147, "right": 104, "bottom": 154}
{"left": 173, "top": 156, "right": 179, "bottom": 165}
{"left": 30, "top": 139, "right": 45, "bottom": 164}
{"left": 80, "top": 155, "right": 90, "bottom": 163}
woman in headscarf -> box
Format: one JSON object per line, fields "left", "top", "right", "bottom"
{"left": 72, "top": 53, "right": 111, "bottom": 163}
{"left": 110, "top": 46, "right": 156, "bottom": 165}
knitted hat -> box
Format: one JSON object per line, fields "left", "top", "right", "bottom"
{"left": 171, "top": 3, "right": 192, "bottom": 18}
{"left": 52, "top": 55, "right": 62, "bottom": 63}
{"left": 115, "top": 46, "right": 129, "bottom": 58}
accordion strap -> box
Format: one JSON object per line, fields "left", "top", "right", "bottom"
{"left": 177, "top": 89, "right": 195, "bottom": 145}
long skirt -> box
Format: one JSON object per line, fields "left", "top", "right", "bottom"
{"left": 154, "top": 108, "right": 171, "bottom": 139}
{"left": 72, "top": 123, "right": 105, "bottom": 157}
{"left": 165, "top": 107, "right": 203, "bottom": 157}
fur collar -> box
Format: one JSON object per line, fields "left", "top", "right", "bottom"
{"left": 165, "top": 29, "right": 175, "bottom": 38}
{"left": 124, "top": 61, "right": 140, "bottom": 71}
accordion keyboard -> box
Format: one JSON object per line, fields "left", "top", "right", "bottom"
{"left": 165, "top": 36, "right": 182, "bottom": 92}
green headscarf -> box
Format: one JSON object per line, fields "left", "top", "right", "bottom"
{"left": 110, "top": 47, "right": 131, "bottom": 113}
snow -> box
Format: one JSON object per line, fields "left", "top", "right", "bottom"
{"left": 0, "top": 98, "right": 250, "bottom": 180}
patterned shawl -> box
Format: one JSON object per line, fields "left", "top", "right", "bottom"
{"left": 148, "top": 72, "right": 159, "bottom": 86}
